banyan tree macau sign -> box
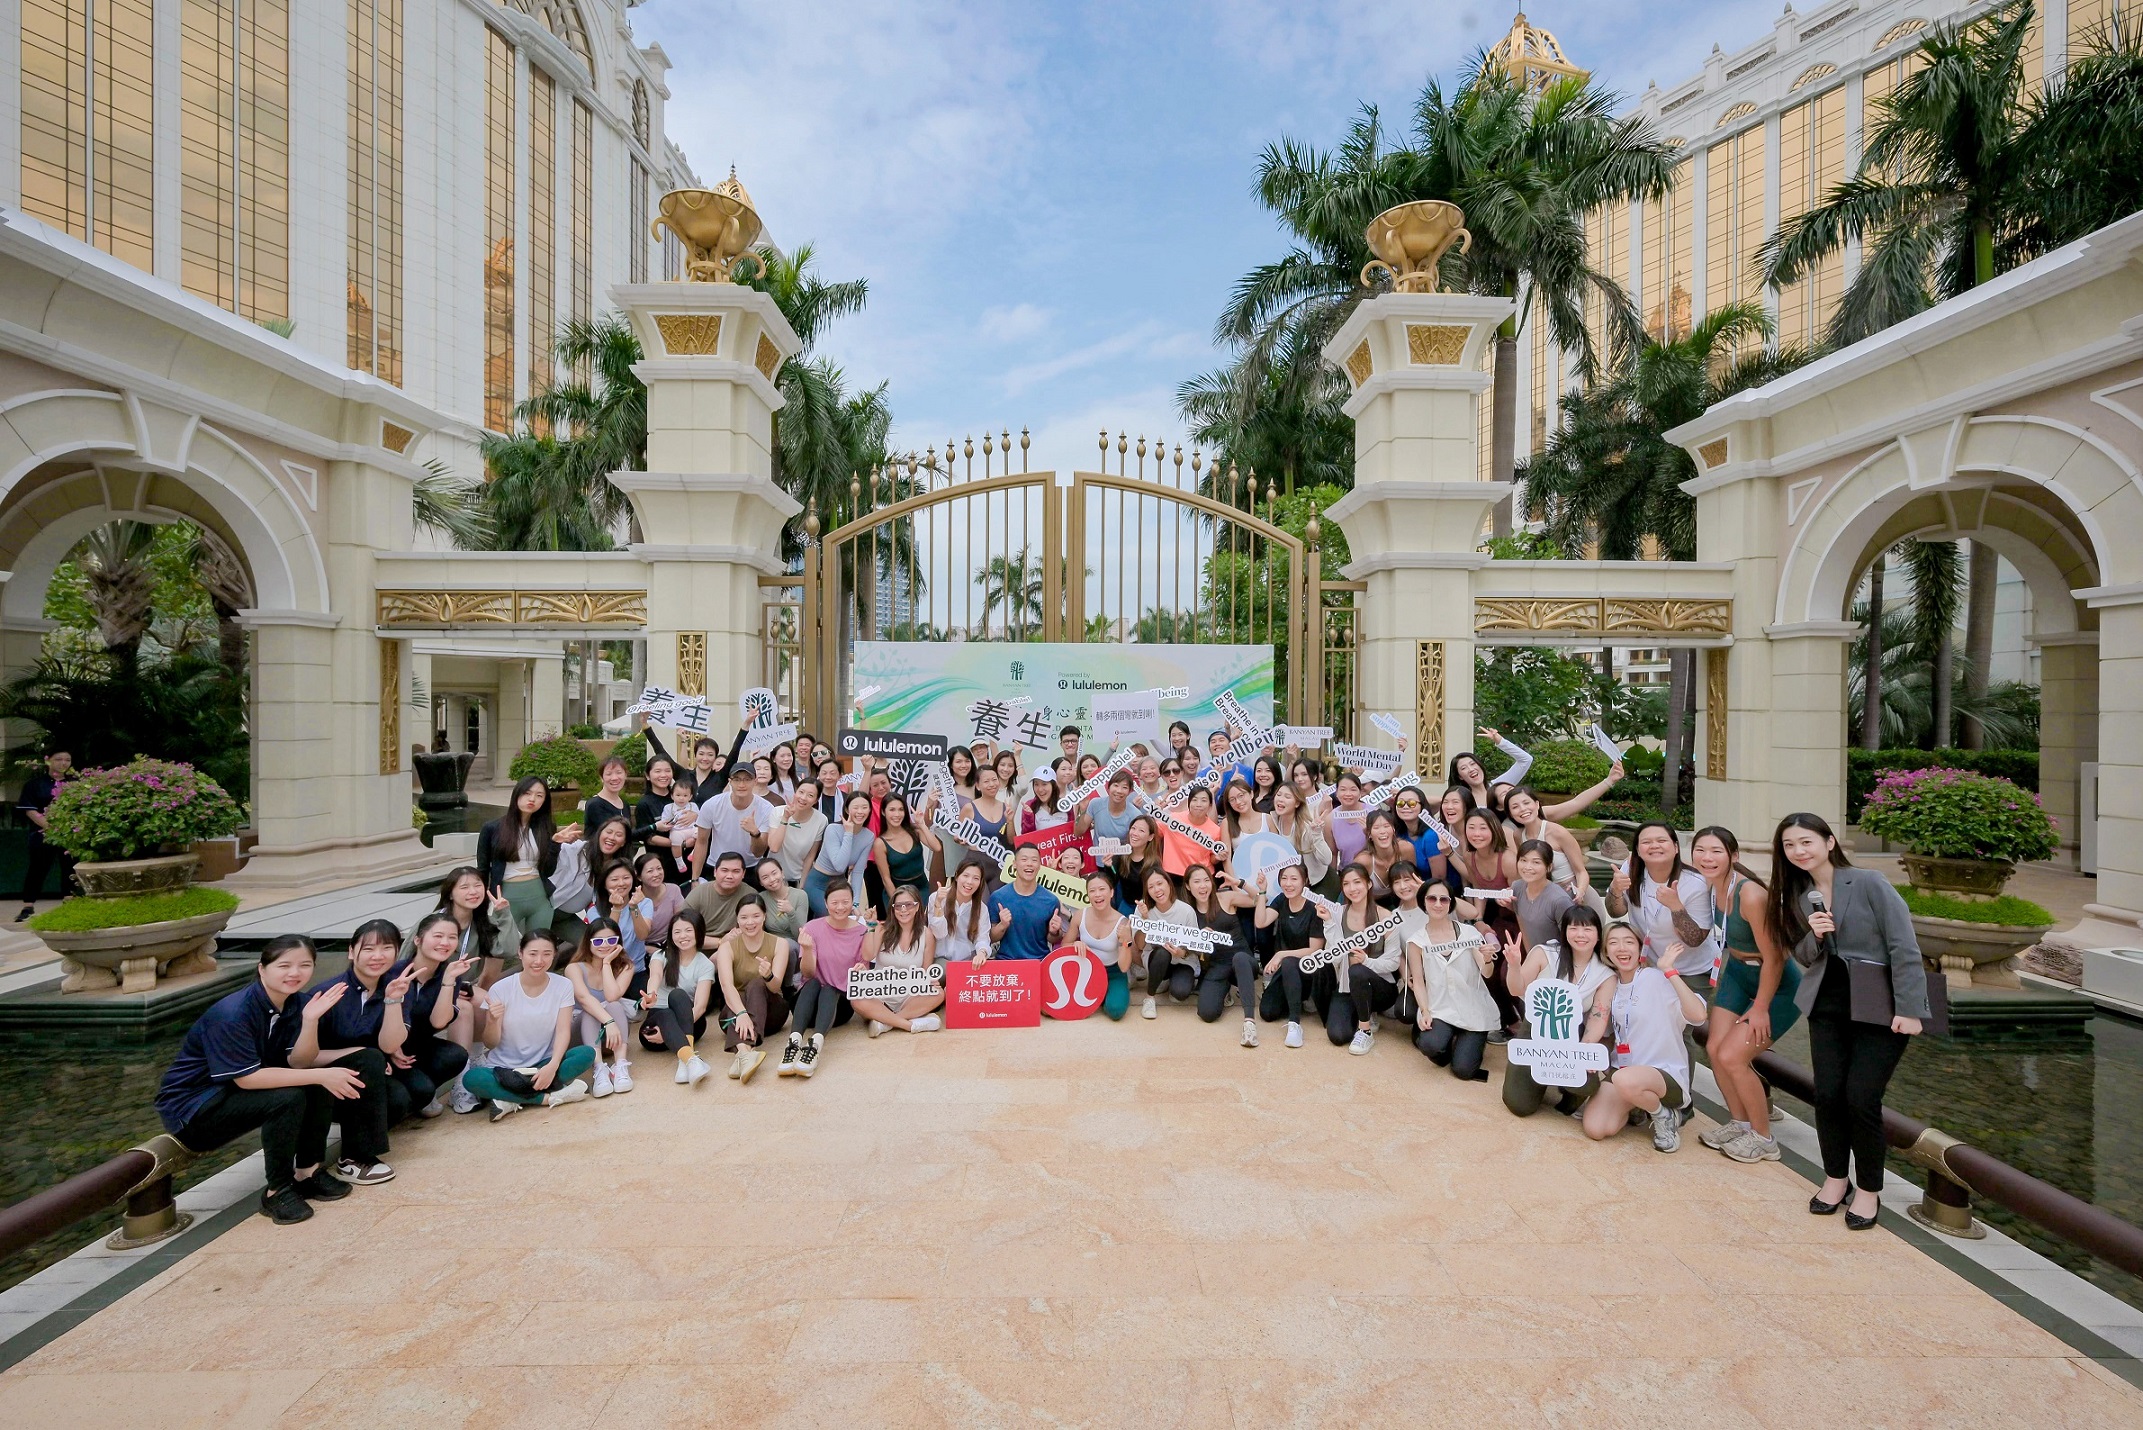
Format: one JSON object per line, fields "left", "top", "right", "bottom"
{"left": 375, "top": 590, "right": 649, "bottom": 628}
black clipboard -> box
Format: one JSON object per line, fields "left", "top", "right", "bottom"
{"left": 1844, "top": 956, "right": 1948, "bottom": 1037}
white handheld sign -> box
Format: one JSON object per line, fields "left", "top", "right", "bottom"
{"left": 1588, "top": 723, "right": 1624, "bottom": 764}
{"left": 1231, "top": 830, "right": 1302, "bottom": 886}
{"left": 1333, "top": 741, "right": 1401, "bottom": 779}
{"left": 740, "top": 722, "right": 798, "bottom": 757}
{"left": 740, "top": 687, "right": 781, "bottom": 729}
{"left": 931, "top": 805, "right": 1012, "bottom": 868}
{"left": 1129, "top": 915, "right": 1231, "bottom": 952}
{"left": 846, "top": 963, "right": 945, "bottom": 1003}
{"left": 1148, "top": 801, "right": 1226, "bottom": 855}
{"left": 1298, "top": 909, "right": 1405, "bottom": 975}
{"left": 1368, "top": 712, "right": 1406, "bottom": 741}
{"left": 1058, "top": 744, "right": 1138, "bottom": 812}
{"left": 1504, "top": 977, "right": 1610, "bottom": 1087}
{"left": 1361, "top": 770, "right": 1424, "bottom": 811}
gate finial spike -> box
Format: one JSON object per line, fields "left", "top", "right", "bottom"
{"left": 804, "top": 498, "right": 820, "bottom": 538}
{"left": 1306, "top": 512, "right": 1321, "bottom": 549}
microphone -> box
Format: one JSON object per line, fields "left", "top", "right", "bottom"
{"left": 1810, "top": 890, "right": 1835, "bottom": 958}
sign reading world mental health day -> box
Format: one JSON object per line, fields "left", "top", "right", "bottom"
{"left": 851, "top": 642, "right": 1274, "bottom": 755}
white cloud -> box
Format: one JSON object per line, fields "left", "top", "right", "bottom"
{"left": 976, "top": 302, "right": 1054, "bottom": 344}
{"left": 998, "top": 321, "right": 1209, "bottom": 397}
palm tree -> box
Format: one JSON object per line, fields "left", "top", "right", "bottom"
{"left": 1177, "top": 321, "right": 1353, "bottom": 497}
{"left": 73, "top": 521, "right": 159, "bottom": 667}
{"left": 747, "top": 242, "right": 869, "bottom": 353}
{"left": 1520, "top": 302, "right": 1810, "bottom": 814}
{"left": 1896, "top": 537, "right": 1965, "bottom": 748}
{"left": 975, "top": 548, "right": 1045, "bottom": 640}
{"left": 1412, "top": 60, "right": 1678, "bottom": 532}
{"left": 1521, "top": 303, "right": 1807, "bottom": 561}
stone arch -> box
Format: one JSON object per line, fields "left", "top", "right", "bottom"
{"left": 0, "top": 388, "right": 329, "bottom": 614}
{"left": 1775, "top": 414, "right": 2143, "bottom": 629}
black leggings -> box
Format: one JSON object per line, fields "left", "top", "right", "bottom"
{"left": 1258, "top": 955, "right": 1306, "bottom": 1023}
{"left": 640, "top": 986, "right": 709, "bottom": 1052}
{"left": 176, "top": 1080, "right": 338, "bottom": 1191}
{"left": 321, "top": 1048, "right": 395, "bottom": 1163}
{"left": 1196, "top": 952, "right": 1258, "bottom": 1022}
{"left": 387, "top": 1040, "right": 469, "bottom": 1123}
{"left": 1415, "top": 1019, "right": 1488, "bottom": 1080}
{"left": 1807, "top": 1007, "right": 1911, "bottom": 1191}
{"left": 1146, "top": 948, "right": 1196, "bottom": 1001}
{"left": 1325, "top": 967, "right": 1397, "bottom": 1045}
{"left": 791, "top": 977, "right": 853, "bottom": 1035}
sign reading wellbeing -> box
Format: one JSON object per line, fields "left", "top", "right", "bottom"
{"left": 851, "top": 642, "right": 1274, "bottom": 755}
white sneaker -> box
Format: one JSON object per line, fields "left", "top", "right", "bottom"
{"left": 1699, "top": 1118, "right": 1749, "bottom": 1150}
{"left": 590, "top": 1063, "right": 614, "bottom": 1097}
{"left": 798, "top": 1032, "right": 824, "bottom": 1078}
{"left": 418, "top": 1098, "right": 445, "bottom": 1119}
{"left": 727, "top": 1048, "right": 748, "bottom": 1079}
{"left": 610, "top": 1062, "right": 633, "bottom": 1093}
{"left": 778, "top": 1033, "right": 803, "bottom": 1076}
{"left": 1348, "top": 1028, "right": 1373, "bottom": 1056}
{"left": 1240, "top": 1019, "right": 1259, "bottom": 1048}
{"left": 909, "top": 1014, "right": 941, "bottom": 1033}
{"left": 448, "top": 1080, "right": 482, "bottom": 1115}
{"left": 334, "top": 1158, "right": 395, "bottom": 1185}
{"left": 543, "top": 1079, "right": 590, "bottom": 1107}
{"left": 1285, "top": 1022, "right": 1304, "bottom": 1049}
{"left": 1650, "top": 1104, "right": 1681, "bottom": 1153}
{"left": 686, "top": 1056, "right": 711, "bottom": 1086}
{"left": 737, "top": 1047, "right": 767, "bottom": 1083}
{"left": 1722, "top": 1130, "right": 1781, "bottom": 1163}
{"left": 867, "top": 1020, "right": 888, "bottom": 1038}
{"left": 488, "top": 1099, "right": 519, "bottom": 1122}
{"left": 674, "top": 1057, "right": 693, "bottom": 1084}
{"left": 1141, "top": 996, "right": 1157, "bottom": 1020}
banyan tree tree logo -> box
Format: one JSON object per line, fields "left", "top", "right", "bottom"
{"left": 1526, "top": 979, "right": 1581, "bottom": 1041}
{"left": 1010, "top": 661, "right": 1026, "bottom": 682}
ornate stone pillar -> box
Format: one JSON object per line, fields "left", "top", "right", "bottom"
{"left": 609, "top": 277, "right": 800, "bottom": 726}
{"left": 1322, "top": 290, "right": 1514, "bottom": 772}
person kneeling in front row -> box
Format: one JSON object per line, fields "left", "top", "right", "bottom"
{"left": 1580, "top": 923, "right": 1708, "bottom": 1152}
{"left": 461, "top": 929, "right": 596, "bottom": 1121}
{"left": 153, "top": 935, "right": 375, "bottom": 1225}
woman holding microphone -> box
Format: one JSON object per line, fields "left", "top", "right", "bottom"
{"left": 1770, "top": 813, "right": 1927, "bottom": 1231}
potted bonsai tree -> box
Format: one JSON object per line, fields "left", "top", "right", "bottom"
{"left": 31, "top": 757, "right": 245, "bottom": 994}
{"left": 1859, "top": 767, "right": 2060, "bottom": 989}
{"left": 509, "top": 733, "right": 600, "bottom": 819}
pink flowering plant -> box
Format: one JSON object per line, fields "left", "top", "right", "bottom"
{"left": 42, "top": 757, "right": 245, "bottom": 862}
{"left": 1858, "top": 767, "right": 2058, "bottom": 864}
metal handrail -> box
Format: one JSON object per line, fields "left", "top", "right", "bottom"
{"left": 1710, "top": 1031, "right": 2143, "bottom": 1278}
{"left": 0, "top": 1134, "right": 196, "bottom": 1263}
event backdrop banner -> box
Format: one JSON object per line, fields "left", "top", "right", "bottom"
{"left": 851, "top": 643, "right": 1275, "bottom": 753}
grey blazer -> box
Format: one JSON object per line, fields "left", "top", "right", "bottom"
{"left": 1791, "top": 866, "right": 1930, "bottom": 1022}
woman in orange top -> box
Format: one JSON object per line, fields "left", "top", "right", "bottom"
{"left": 1159, "top": 785, "right": 1228, "bottom": 878}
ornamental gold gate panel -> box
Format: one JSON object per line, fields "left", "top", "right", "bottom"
{"left": 1067, "top": 437, "right": 1323, "bottom": 730}
{"left": 798, "top": 429, "right": 1353, "bottom": 737}
{"left": 802, "top": 432, "right": 1058, "bottom": 731}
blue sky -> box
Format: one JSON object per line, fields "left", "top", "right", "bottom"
{"left": 642, "top": 1, "right": 1788, "bottom": 474}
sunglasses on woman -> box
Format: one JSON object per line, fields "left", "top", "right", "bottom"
{"left": 590, "top": 935, "right": 622, "bottom": 948}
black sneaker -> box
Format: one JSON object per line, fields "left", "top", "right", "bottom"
{"left": 13, "top": 905, "right": 31, "bottom": 922}
{"left": 295, "top": 1168, "right": 352, "bottom": 1201}
{"left": 261, "top": 1185, "right": 314, "bottom": 1224}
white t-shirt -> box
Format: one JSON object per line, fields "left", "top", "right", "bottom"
{"left": 1409, "top": 926, "right": 1499, "bottom": 1032}
{"left": 696, "top": 792, "right": 779, "bottom": 865}
{"left": 768, "top": 807, "right": 828, "bottom": 886}
{"left": 481, "top": 972, "right": 577, "bottom": 1068}
{"left": 1608, "top": 968, "right": 1692, "bottom": 1088}
{"left": 1627, "top": 867, "right": 1718, "bottom": 977}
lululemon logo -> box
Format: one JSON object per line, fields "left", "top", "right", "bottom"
{"left": 1042, "top": 946, "right": 1103, "bottom": 1021}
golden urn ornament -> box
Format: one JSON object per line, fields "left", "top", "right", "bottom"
{"left": 652, "top": 168, "right": 767, "bottom": 284}
{"left": 1361, "top": 200, "right": 1472, "bottom": 294}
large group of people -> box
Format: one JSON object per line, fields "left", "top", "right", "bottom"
{"left": 157, "top": 719, "right": 1929, "bottom": 1233}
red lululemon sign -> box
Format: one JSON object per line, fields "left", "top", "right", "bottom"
{"left": 943, "top": 960, "right": 1042, "bottom": 1029}
{"left": 1042, "top": 946, "right": 1105, "bottom": 1021}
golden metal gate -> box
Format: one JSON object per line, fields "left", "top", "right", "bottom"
{"left": 793, "top": 430, "right": 1358, "bottom": 739}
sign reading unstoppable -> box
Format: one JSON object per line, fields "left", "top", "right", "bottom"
{"left": 851, "top": 642, "right": 1275, "bottom": 754}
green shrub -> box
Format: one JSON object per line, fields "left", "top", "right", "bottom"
{"left": 42, "top": 758, "right": 245, "bottom": 862}
{"left": 1590, "top": 798, "right": 1692, "bottom": 828}
{"left": 608, "top": 730, "right": 649, "bottom": 778}
{"left": 1895, "top": 886, "right": 2056, "bottom": 927}
{"left": 565, "top": 722, "right": 604, "bottom": 739}
{"left": 1522, "top": 739, "right": 1611, "bottom": 794}
{"left": 29, "top": 886, "right": 240, "bottom": 932}
{"left": 509, "top": 735, "right": 599, "bottom": 791}
{"left": 1563, "top": 814, "right": 1600, "bottom": 830}
{"left": 1620, "top": 745, "right": 1665, "bottom": 776}
{"left": 1847, "top": 747, "right": 2038, "bottom": 819}
{"left": 1861, "top": 767, "right": 2058, "bottom": 863}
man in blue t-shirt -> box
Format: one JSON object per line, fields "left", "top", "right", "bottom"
{"left": 987, "top": 845, "right": 1065, "bottom": 960}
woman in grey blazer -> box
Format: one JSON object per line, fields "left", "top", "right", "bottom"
{"left": 1768, "top": 813, "right": 1928, "bottom": 1231}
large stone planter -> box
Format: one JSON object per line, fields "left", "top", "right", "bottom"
{"left": 414, "top": 750, "right": 476, "bottom": 810}
{"left": 73, "top": 852, "right": 199, "bottom": 897}
{"left": 1899, "top": 853, "right": 2015, "bottom": 898}
{"left": 1911, "top": 914, "right": 2050, "bottom": 991}
{"left": 42, "top": 909, "right": 235, "bottom": 994}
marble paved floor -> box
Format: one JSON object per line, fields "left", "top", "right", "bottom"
{"left": 3, "top": 1011, "right": 2139, "bottom": 1428}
